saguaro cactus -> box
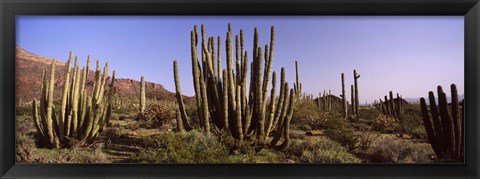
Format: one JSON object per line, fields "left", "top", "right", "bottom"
{"left": 341, "top": 73, "right": 347, "bottom": 118}
{"left": 140, "top": 76, "right": 146, "bottom": 114}
{"left": 353, "top": 69, "right": 360, "bottom": 115}
{"left": 351, "top": 84, "right": 355, "bottom": 116}
{"left": 32, "top": 52, "right": 115, "bottom": 148}
{"left": 174, "top": 24, "right": 296, "bottom": 151}
{"left": 420, "top": 84, "right": 463, "bottom": 162}
{"left": 294, "top": 61, "right": 301, "bottom": 98}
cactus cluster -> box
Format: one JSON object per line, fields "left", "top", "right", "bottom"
{"left": 317, "top": 90, "right": 335, "bottom": 111}
{"left": 376, "top": 91, "right": 404, "bottom": 120}
{"left": 32, "top": 52, "right": 115, "bottom": 148}
{"left": 173, "top": 24, "right": 296, "bottom": 151}
{"left": 420, "top": 84, "right": 464, "bottom": 162}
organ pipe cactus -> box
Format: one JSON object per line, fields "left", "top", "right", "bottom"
{"left": 174, "top": 24, "right": 296, "bottom": 151}
{"left": 32, "top": 52, "right": 115, "bottom": 148}
{"left": 420, "top": 84, "right": 463, "bottom": 162}
{"left": 378, "top": 91, "right": 404, "bottom": 120}
{"left": 173, "top": 60, "right": 192, "bottom": 131}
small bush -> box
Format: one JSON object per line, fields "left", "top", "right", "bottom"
{"left": 296, "top": 124, "right": 312, "bottom": 131}
{"left": 292, "top": 101, "right": 322, "bottom": 126}
{"left": 322, "top": 119, "right": 360, "bottom": 151}
{"left": 370, "top": 137, "right": 434, "bottom": 163}
{"left": 131, "top": 130, "right": 229, "bottom": 163}
{"left": 138, "top": 102, "right": 177, "bottom": 128}
{"left": 285, "top": 138, "right": 361, "bottom": 163}
{"left": 16, "top": 134, "right": 47, "bottom": 163}
{"left": 16, "top": 104, "right": 32, "bottom": 116}
{"left": 36, "top": 147, "right": 111, "bottom": 163}
{"left": 102, "top": 127, "right": 122, "bottom": 142}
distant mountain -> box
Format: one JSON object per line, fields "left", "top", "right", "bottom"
{"left": 15, "top": 46, "right": 189, "bottom": 105}
{"left": 403, "top": 94, "right": 464, "bottom": 105}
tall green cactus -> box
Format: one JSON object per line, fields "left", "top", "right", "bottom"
{"left": 32, "top": 52, "right": 115, "bottom": 148}
{"left": 174, "top": 24, "right": 295, "bottom": 151}
{"left": 341, "top": 73, "right": 347, "bottom": 118}
{"left": 294, "top": 61, "right": 301, "bottom": 98}
{"left": 140, "top": 76, "right": 146, "bottom": 114}
{"left": 378, "top": 91, "right": 403, "bottom": 120}
{"left": 173, "top": 60, "right": 192, "bottom": 131}
{"left": 351, "top": 84, "right": 355, "bottom": 116}
{"left": 353, "top": 69, "right": 360, "bottom": 116}
{"left": 420, "top": 84, "right": 463, "bottom": 162}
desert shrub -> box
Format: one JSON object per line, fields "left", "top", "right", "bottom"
{"left": 322, "top": 119, "right": 360, "bottom": 151}
{"left": 395, "top": 111, "right": 425, "bottom": 138}
{"left": 101, "top": 127, "right": 122, "bottom": 143}
{"left": 370, "top": 137, "right": 434, "bottom": 163}
{"left": 286, "top": 129, "right": 305, "bottom": 140}
{"left": 36, "top": 147, "right": 111, "bottom": 163}
{"left": 16, "top": 134, "right": 47, "bottom": 163}
{"left": 284, "top": 138, "right": 361, "bottom": 163}
{"left": 296, "top": 124, "right": 312, "bottom": 131}
{"left": 16, "top": 104, "right": 32, "bottom": 116}
{"left": 351, "top": 121, "right": 372, "bottom": 132}
{"left": 357, "top": 131, "right": 380, "bottom": 151}
{"left": 324, "top": 128, "right": 359, "bottom": 152}
{"left": 409, "top": 126, "right": 427, "bottom": 140}
{"left": 371, "top": 115, "right": 398, "bottom": 133}
{"left": 131, "top": 130, "right": 229, "bottom": 163}
{"left": 224, "top": 148, "right": 286, "bottom": 163}
{"left": 137, "top": 101, "right": 177, "bottom": 128}
{"left": 292, "top": 101, "right": 322, "bottom": 126}
{"left": 110, "top": 113, "right": 120, "bottom": 122}
{"left": 357, "top": 108, "right": 382, "bottom": 122}
{"left": 127, "top": 122, "right": 139, "bottom": 131}
{"left": 16, "top": 116, "right": 34, "bottom": 136}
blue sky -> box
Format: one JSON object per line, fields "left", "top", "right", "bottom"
{"left": 16, "top": 16, "right": 464, "bottom": 104}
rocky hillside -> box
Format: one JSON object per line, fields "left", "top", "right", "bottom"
{"left": 15, "top": 46, "right": 185, "bottom": 105}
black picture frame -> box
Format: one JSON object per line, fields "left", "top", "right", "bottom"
{"left": 1, "top": 0, "right": 479, "bottom": 178}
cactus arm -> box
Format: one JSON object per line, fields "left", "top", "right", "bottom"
{"left": 420, "top": 97, "right": 441, "bottom": 157}
{"left": 222, "top": 69, "right": 229, "bottom": 130}
{"left": 59, "top": 52, "right": 73, "bottom": 140}
{"left": 266, "top": 72, "right": 277, "bottom": 134}
{"left": 450, "top": 84, "right": 461, "bottom": 159}
{"left": 274, "top": 88, "right": 295, "bottom": 151}
{"left": 191, "top": 28, "right": 204, "bottom": 127}
{"left": 32, "top": 100, "right": 45, "bottom": 138}
{"left": 437, "top": 86, "right": 455, "bottom": 157}
{"left": 45, "top": 60, "right": 56, "bottom": 147}
{"left": 173, "top": 60, "right": 191, "bottom": 131}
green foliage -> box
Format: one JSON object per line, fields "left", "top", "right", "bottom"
{"left": 16, "top": 133, "right": 110, "bottom": 163}
{"left": 395, "top": 111, "right": 424, "bottom": 137}
{"left": 139, "top": 101, "right": 177, "bottom": 128}
{"left": 369, "top": 137, "right": 434, "bottom": 163}
{"left": 292, "top": 100, "right": 322, "bottom": 126}
{"left": 131, "top": 130, "right": 229, "bottom": 163}
{"left": 284, "top": 138, "right": 361, "bottom": 163}
{"left": 16, "top": 103, "right": 32, "bottom": 116}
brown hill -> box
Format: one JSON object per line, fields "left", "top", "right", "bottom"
{"left": 15, "top": 46, "right": 184, "bottom": 105}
